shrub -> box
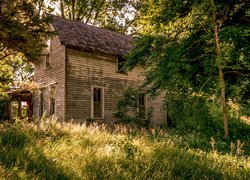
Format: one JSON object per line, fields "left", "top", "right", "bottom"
{"left": 115, "top": 87, "right": 152, "bottom": 127}
{"left": 0, "top": 93, "right": 10, "bottom": 121}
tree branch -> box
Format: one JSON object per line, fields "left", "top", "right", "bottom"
{"left": 0, "top": 52, "right": 17, "bottom": 61}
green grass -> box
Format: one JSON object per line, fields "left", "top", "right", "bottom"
{"left": 0, "top": 119, "right": 249, "bottom": 179}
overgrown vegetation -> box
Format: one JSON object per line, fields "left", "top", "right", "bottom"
{"left": 166, "top": 93, "right": 250, "bottom": 138}
{"left": 0, "top": 0, "right": 53, "bottom": 63}
{"left": 0, "top": 119, "right": 249, "bottom": 179}
{"left": 0, "top": 93, "right": 9, "bottom": 121}
{"left": 115, "top": 87, "right": 152, "bottom": 127}
{"left": 126, "top": 0, "right": 250, "bottom": 137}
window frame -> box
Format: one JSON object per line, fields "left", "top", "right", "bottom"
{"left": 45, "top": 39, "right": 51, "bottom": 69}
{"left": 137, "top": 93, "right": 147, "bottom": 119}
{"left": 39, "top": 89, "right": 44, "bottom": 118}
{"left": 116, "top": 56, "right": 127, "bottom": 74}
{"left": 49, "top": 86, "right": 56, "bottom": 115}
{"left": 91, "top": 85, "right": 105, "bottom": 119}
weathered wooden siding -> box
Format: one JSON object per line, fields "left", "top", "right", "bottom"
{"left": 147, "top": 91, "right": 167, "bottom": 124}
{"left": 33, "top": 36, "right": 65, "bottom": 120}
{"left": 65, "top": 49, "right": 166, "bottom": 123}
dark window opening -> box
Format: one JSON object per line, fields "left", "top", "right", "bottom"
{"left": 117, "top": 56, "right": 126, "bottom": 73}
{"left": 40, "top": 90, "right": 44, "bottom": 117}
{"left": 93, "top": 88, "right": 103, "bottom": 118}
{"left": 138, "top": 93, "right": 146, "bottom": 118}
{"left": 45, "top": 53, "right": 50, "bottom": 68}
{"left": 50, "top": 86, "right": 55, "bottom": 115}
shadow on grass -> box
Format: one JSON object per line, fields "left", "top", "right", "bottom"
{"left": 0, "top": 124, "right": 77, "bottom": 179}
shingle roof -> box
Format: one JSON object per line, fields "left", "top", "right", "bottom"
{"left": 48, "top": 14, "right": 132, "bottom": 56}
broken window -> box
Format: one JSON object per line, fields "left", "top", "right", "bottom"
{"left": 92, "top": 87, "right": 104, "bottom": 119}
{"left": 117, "top": 56, "right": 126, "bottom": 73}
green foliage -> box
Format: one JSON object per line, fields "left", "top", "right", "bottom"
{"left": 166, "top": 94, "right": 215, "bottom": 133}
{"left": 0, "top": 54, "right": 35, "bottom": 114}
{"left": 125, "top": 0, "right": 250, "bottom": 136}
{"left": 0, "top": 54, "right": 34, "bottom": 89}
{"left": 0, "top": 120, "right": 249, "bottom": 179}
{"left": 115, "top": 87, "right": 151, "bottom": 127}
{"left": 164, "top": 89, "right": 250, "bottom": 140}
{"left": 0, "top": 92, "right": 9, "bottom": 121}
{"left": 8, "top": 54, "right": 34, "bottom": 83}
{"left": 0, "top": 0, "right": 54, "bottom": 63}
{"left": 0, "top": 59, "right": 12, "bottom": 91}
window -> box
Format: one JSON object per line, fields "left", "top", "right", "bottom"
{"left": 45, "top": 54, "right": 50, "bottom": 68}
{"left": 39, "top": 89, "right": 44, "bottom": 117}
{"left": 117, "top": 56, "right": 126, "bottom": 73}
{"left": 138, "top": 93, "right": 146, "bottom": 118}
{"left": 49, "top": 86, "right": 55, "bottom": 115}
{"left": 45, "top": 39, "right": 51, "bottom": 68}
{"left": 91, "top": 86, "right": 104, "bottom": 119}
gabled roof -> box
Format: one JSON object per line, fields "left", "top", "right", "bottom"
{"left": 48, "top": 14, "right": 132, "bottom": 56}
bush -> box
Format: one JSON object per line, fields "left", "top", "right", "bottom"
{"left": 115, "top": 87, "right": 152, "bottom": 128}
{"left": 166, "top": 95, "right": 217, "bottom": 135}
{"left": 0, "top": 93, "right": 10, "bottom": 121}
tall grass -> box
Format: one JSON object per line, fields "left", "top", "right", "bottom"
{"left": 0, "top": 119, "right": 249, "bottom": 179}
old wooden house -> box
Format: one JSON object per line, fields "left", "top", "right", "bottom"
{"left": 33, "top": 14, "right": 166, "bottom": 124}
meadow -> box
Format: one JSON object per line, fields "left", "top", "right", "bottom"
{"left": 0, "top": 117, "right": 249, "bottom": 179}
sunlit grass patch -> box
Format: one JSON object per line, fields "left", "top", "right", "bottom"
{"left": 0, "top": 119, "right": 249, "bottom": 179}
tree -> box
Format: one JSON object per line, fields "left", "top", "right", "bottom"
{"left": 47, "top": 0, "right": 141, "bottom": 33}
{"left": 0, "top": 0, "right": 53, "bottom": 63}
{"left": 0, "top": 53, "right": 34, "bottom": 92}
{"left": 0, "top": 0, "right": 53, "bottom": 112}
{"left": 0, "top": 57, "right": 12, "bottom": 91}
{"left": 126, "top": 0, "right": 250, "bottom": 137}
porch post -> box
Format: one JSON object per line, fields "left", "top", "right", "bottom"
{"left": 18, "top": 98, "right": 21, "bottom": 118}
{"left": 27, "top": 100, "right": 33, "bottom": 121}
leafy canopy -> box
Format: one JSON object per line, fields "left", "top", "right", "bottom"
{"left": 126, "top": 0, "right": 249, "bottom": 103}
{"left": 0, "top": 0, "right": 53, "bottom": 63}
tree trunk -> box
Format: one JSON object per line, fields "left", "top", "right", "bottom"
{"left": 211, "top": 0, "right": 229, "bottom": 137}
{"left": 72, "top": 0, "right": 75, "bottom": 21}
{"left": 215, "top": 27, "right": 229, "bottom": 138}
{"left": 211, "top": 0, "right": 229, "bottom": 138}
{"left": 60, "top": 0, "right": 65, "bottom": 18}
{"left": 18, "top": 99, "right": 22, "bottom": 118}
{"left": 218, "top": 67, "right": 229, "bottom": 137}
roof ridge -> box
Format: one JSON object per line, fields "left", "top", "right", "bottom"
{"left": 46, "top": 13, "right": 132, "bottom": 39}
{"left": 47, "top": 12, "right": 132, "bottom": 56}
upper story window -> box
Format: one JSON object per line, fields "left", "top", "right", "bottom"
{"left": 45, "top": 39, "right": 51, "bottom": 68}
{"left": 117, "top": 55, "right": 126, "bottom": 73}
